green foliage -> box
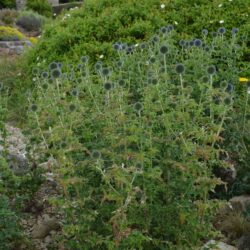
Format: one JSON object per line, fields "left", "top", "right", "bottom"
{"left": 0, "top": 8, "right": 18, "bottom": 26}
{"left": 26, "top": 0, "right": 53, "bottom": 18}
{"left": 0, "top": 195, "right": 24, "bottom": 250}
{"left": 16, "top": 10, "right": 48, "bottom": 32}
{"left": 0, "top": 0, "right": 15, "bottom": 9}
{"left": 27, "top": 27, "right": 250, "bottom": 249}
{"left": 25, "top": 0, "right": 249, "bottom": 69}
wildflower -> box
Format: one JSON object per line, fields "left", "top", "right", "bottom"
{"left": 69, "top": 104, "right": 76, "bottom": 112}
{"left": 104, "top": 82, "right": 112, "bottom": 91}
{"left": 41, "top": 71, "right": 49, "bottom": 79}
{"left": 201, "top": 76, "right": 209, "bottom": 83}
{"left": 174, "top": 21, "right": 178, "bottom": 25}
{"left": 194, "top": 39, "right": 202, "bottom": 47}
{"left": 91, "top": 150, "right": 101, "bottom": 159}
{"left": 102, "top": 68, "right": 110, "bottom": 76}
{"left": 160, "top": 45, "right": 168, "bottom": 54}
{"left": 207, "top": 65, "right": 216, "bottom": 75}
{"left": 231, "top": 27, "right": 239, "bottom": 35}
{"left": 81, "top": 56, "right": 89, "bottom": 64}
{"left": 179, "top": 40, "right": 185, "bottom": 47}
{"left": 32, "top": 67, "right": 39, "bottom": 75}
{"left": 219, "top": 20, "right": 224, "bottom": 24}
{"left": 117, "top": 60, "right": 124, "bottom": 68}
{"left": 113, "top": 43, "right": 121, "bottom": 51}
{"left": 134, "top": 102, "right": 143, "bottom": 112}
{"left": 71, "top": 88, "right": 79, "bottom": 96}
{"left": 118, "top": 79, "right": 125, "bottom": 87}
{"left": 218, "top": 3, "right": 223, "bottom": 7}
{"left": 160, "top": 27, "right": 168, "bottom": 34}
{"left": 149, "top": 57, "right": 156, "bottom": 64}
{"left": 140, "top": 43, "right": 146, "bottom": 49}
{"left": 167, "top": 25, "right": 174, "bottom": 31}
{"left": 99, "top": 55, "right": 104, "bottom": 59}
{"left": 175, "top": 63, "right": 185, "bottom": 74}
{"left": 160, "top": 3, "right": 165, "bottom": 9}
{"left": 51, "top": 68, "right": 62, "bottom": 79}
{"left": 218, "top": 27, "right": 226, "bottom": 34}
{"left": 226, "top": 83, "right": 234, "bottom": 93}
{"left": 49, "top": 62, "right": 58, "bottom": 70}
{"left": 94, "top": 62, "right": 102, "bottom": 71}
{"left": 239, "top": 77, "right": 249, "bottom": 83}
{"left": 202, "top": 29, "right": 208, "bottom": 36}
{"left": 30, "top": 104, "right": 38, "bottom": 112}
{"left": 42, "top": 83, "right": 48, "bottom": 90}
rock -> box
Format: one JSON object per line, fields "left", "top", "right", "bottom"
{"left": 237, "top": 234, "right": 250, "bottom": 250}
{"left": 229, "top": 195, "right": 250, "bottom": 212}
{"left": 32, "top": 217, "right": 60, "bottom": 239}
{"left": 202, "top": 240, "right": 238, "bottom": 250}
{"left": 0, "top": 124, "right": 29, "bottom": 175}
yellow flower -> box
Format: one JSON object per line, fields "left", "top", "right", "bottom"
{"left": 239, "top": 77, "right": 249, "bottom": 83}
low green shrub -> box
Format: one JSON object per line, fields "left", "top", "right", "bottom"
{"left": 0, "top": 8, "right": 18, "bottom": 26}
{"left": 26, "top": 0, "right": 53, "bottom": 18}
{"left": 16, "top": 10, "right": 47, "bottom": 32}
{"left": 25, "top": 0, "right": 249, "bottom": 70}
{"left": 28, "top": 27, "right": 249, "bottom": 249}
{"left": 0, "top": 194, "right": 24, "bottom": 250}
{"left": 0, "top": 0, "right": 15, "bottom": 9}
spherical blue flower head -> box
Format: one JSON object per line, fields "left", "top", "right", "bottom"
{"left": 218, "top": 27, "right": 226, "bottom": 35}
{"left": 201, "top": 76, "right": 209, "bottom": 83}
{"left": 224, "top": 97, "right": 232, "bottom": 105}
{"left": 149, "top": 57, "right": 156, "bottom": 64}
{"left": 202, "top": 29, "right": 208, "bottom": 36}
{"left": 160, "top": 26, "right": 168, "bottom": 34}
{"left": 213, "top": 96, "right": 221, "bottom": 105}
{"left": 49, "top": 62, "right": 58, "bottom": 71}
{"left": 91, "top": 150, "right": 101, "bottom": 159}
{"left": 113, "top": 43, "right": 121, "bottom": 51}
{"left": 48, "top": 78, "right": 53, "bottom": 84}
{"left": 121, "top": 43, "right": 128, "bottom": 50}
{"left": 51, "top": 68, "right": 62, "bottom": 79}
{"left": 69, "top": 103, "right": 76, "bottom": 112}
{"left": 226, "top": 83, "right": 234, "bottom": 93}
{"left": 42, "top": 83, "right": 48, "bottom": 90}
{"left": 194, "top": 39, "right": 202, "bottom": 47}
{"left": 126, "top": 47, "right": 133, "bottom": 54}
{"left": 207, "top": 65, "right": 216, "bottom": 75}
{"left": 231, "top": 27, "right": 239, "bottom": 35}
{"left": 117, "top": 60, "right": 124, "bottom": 68}
{"left": 152, "top": 35, "right": 159, "bottom": 43}
{"left": 57, "top": 62, "right": 63, "bottom": 68}
{"left": 94, "top": 62, "right": 102, "bottom": 71}
{"left": 41, "top": 71, "right": 49, "bottom": 79}
{"left": 189, "top": 40, "right": 194, "bottom": 46}
{"left": 71, "top": 88, "right": 79, "bottom": 96}
{"left": 32, "top": 67, "right": 39, "bottom": 75}
{"left": 212, "top": 32, "right": 218, "bottom": 38}
{"left": 140, "top": 43, "right": 146, "bottom": 49}
{"left": 179, "top": 40, "right": 185, "bottom": 47}
{"left": 77, "top": 64, "right": 83, "bottom": 70}
{"left": 167, "top": 25, "right": 174, "bottom": 32}
{"left": 204, "top": 46, "right": 210, "bottom": 52}
{"left": 175, "top": 63, "right": 185, "bottom": 74}
{"left": 118, "top": 79, "right": 125, "bottom": 87}
{"left": 160, "top": 45, "right": 168, "bottom": 54}
{"left": 133, "top": 102, "right": 143, "bottom": 112}
{"left": 101, "top": 67, "right": 110, "bottom": 76}
{"left": 81, "top": 55, "right": 89, "bottom": 64}
{"left": 104, "top": 82, "right": 112, "bottom": 91}
{"left": 184, "top": 41, "right": 189, "bottom": 48}
{"left": 30, "top": 103, "right": 38, "bottom": 112}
